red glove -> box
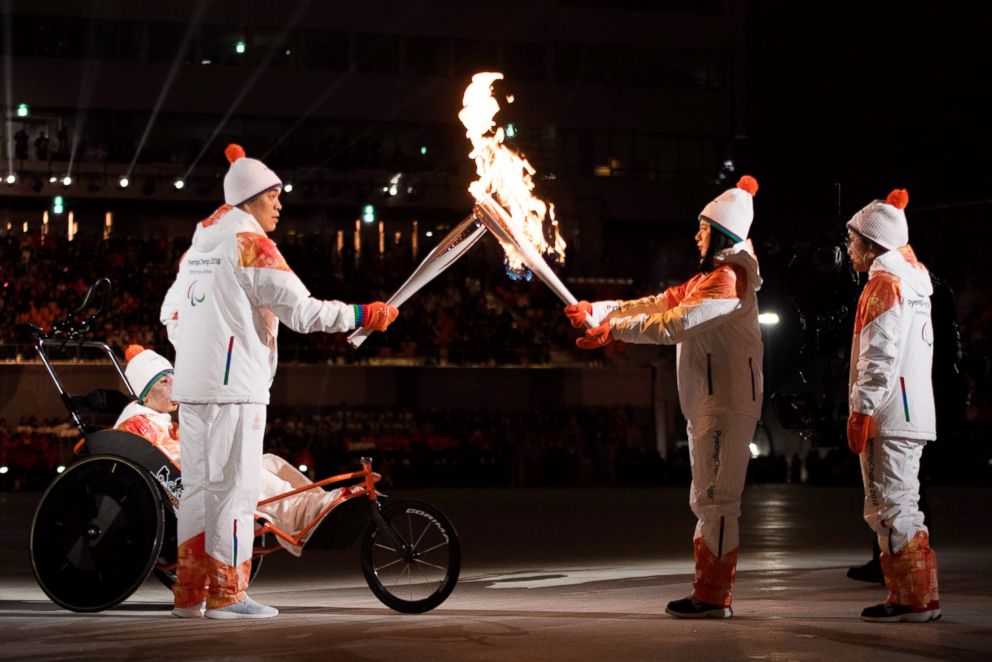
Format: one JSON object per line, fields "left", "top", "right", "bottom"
{"left": 564, "top": 301, "right": 592, "bottom": 328}
{"left": 576, "top": 321, "right": 612, "bottom": 350}
{"left": 847, "top": 412, "right": 872, "bottom": 454}
{"left": 358, "top": 302, "right": 399, "bottom": 332}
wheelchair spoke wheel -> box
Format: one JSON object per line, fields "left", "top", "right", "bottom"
{"left": 31, "top": 456, "right": 164, "bottom": 612}
{"left": 361, "top": 499, "right": 460, "bottom": 613}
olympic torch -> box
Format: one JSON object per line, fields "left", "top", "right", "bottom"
{"left": 347, "top": 214, "right": 488, "bottom": 348}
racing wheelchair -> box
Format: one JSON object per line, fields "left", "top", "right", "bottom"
{"left": 26, "top": 279, "right": 460, "bottom": 614}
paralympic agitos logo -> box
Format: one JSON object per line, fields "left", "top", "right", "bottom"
{"left": 187, "top": 281, "right": 206, "bottom": 307}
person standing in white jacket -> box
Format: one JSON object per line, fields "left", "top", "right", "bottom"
{"left": 160, "top": 144, "right": 398, "bottom": 619}
{"left": 845, "top": 188, "right": 940, "bottom": 623}
{"left": 565, "top": 176, "right": 763, "bottom": 618}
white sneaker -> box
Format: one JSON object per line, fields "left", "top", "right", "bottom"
{"left": 172, "top": 601, "right": 206, "bottom": 618}
{"left": 204, "top": 595, "right": 278, "bottom": 620}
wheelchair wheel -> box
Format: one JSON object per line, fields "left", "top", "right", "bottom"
{"left": 361, "top": 499, "right": 460, "bottom": 613}
{"left": 30, "top": 455, "right": 165, "bottom": 612}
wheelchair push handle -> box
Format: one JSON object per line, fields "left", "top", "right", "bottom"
{"left": 51, "top": 278, "right": 112, "bottom": 341}
{"left": 72, "top": 277, "right": 111, "bottom": 320}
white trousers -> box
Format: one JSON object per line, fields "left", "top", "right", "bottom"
{"left": 687, "top": 414, "right": 757, "bottom": 557}
{"left": 178, "top": 403, "right": 265, "bottom": 567}
{"left": 860, "top": 436, "right": 928, "bottom": 555}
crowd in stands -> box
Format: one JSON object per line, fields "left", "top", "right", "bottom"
{"left": 7, "top": 401, "right": 986, "bottom": 492}
{"left": 2, "top": 216, "right": 990, "bottom": 492}
{"left": 0, "top": 227, "right": 639, "bottom": 365}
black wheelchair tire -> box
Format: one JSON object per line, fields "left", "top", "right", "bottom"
{"left": 30, "top": 455, "right": 165, "bottom": 612}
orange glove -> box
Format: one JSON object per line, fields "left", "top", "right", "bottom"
{"left": 564, "top": 301, "right": 592, "bottom": 328}
{"left": 576, "top": 320, "right": 612, "bottom": 350}
{"left": 847, "top": 412, "right": 872, "bottom": 454}
{"left": 358, "top": 302, "right": 399, "bottom": 332}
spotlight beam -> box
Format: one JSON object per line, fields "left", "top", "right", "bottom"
{"left": 66, "top": 19, "right": 102, "bottom": 179}
{"left": 2, "top": 0, "right": 14, "bottom": 176}
{"left": 181, "top": 0, "right": 311, "bottom": 181}
{"left": 126, "top": 0, "right": 210, "bottom": 179}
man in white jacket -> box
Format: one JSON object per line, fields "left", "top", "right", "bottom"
{"left": 160, "top": 144, "right": 397, "bottom": 619}
{"left": 846, "top": 188, "right": 940, "bottom": 623}
{"left": 566, "top": 176, "right": 763, "bottom": 618}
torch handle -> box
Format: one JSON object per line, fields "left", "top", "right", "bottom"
{"left": 348, "top": 214, "right": 487, "bottom": 348}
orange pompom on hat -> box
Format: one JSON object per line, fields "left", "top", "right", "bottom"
{"left": 699, "top": 175, "right": 759, "bottom": 242}
{"left": 123, "top": 344, "right": 174, "bottom": 404}
{"left": 222, "top": 143, "right": 282, "bottom": 207}
{"left": 847, "top": 188, "right": 910, "bottom": 251}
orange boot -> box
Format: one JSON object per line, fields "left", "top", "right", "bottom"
{"left": 666, "top": 537, "right": 737, "bottom": 619}
{"left": 172, "top": 533, "right": 209, "bottom": 617}
{"left": 862, "top": 531, "right": 940, "bottom": 622}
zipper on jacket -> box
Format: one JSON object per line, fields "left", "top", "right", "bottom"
{"left": 718, "top": 516, "right": 725, "bottom": 558}
{"left": 223, "top": 336, "right": 235, "bottom": 385}
{"left": 706, "top": 353, "right": 713, "bottom": 396}
{"left": 900, "top": 377, "right": 910, "bottom": 422}
{"left": 749, "top": 357, "right": 756, "bottom": 401}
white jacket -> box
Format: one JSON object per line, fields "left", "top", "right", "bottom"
{"left": 849, "top": 246, "right": 935, "bottom": 440}
{"left": 594, "top": 241, "right": 763, "bottom": 420}
{"left": 161, "top": 205, "right": 356, "bottom": 404}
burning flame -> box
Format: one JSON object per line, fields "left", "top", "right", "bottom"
{"left": 458, "top": 72, "right": 565, "bottom": 272}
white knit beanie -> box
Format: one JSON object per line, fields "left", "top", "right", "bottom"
{"left": 846, "top": 189, "right": 909, "bottom": 251}
{"left": 699, "top": 175, "right": 759, "bottom": 242}
{"left": 222, "top": 144, "right": 282, "bottom": 206}
{"left": 124, "top": 345, "right": 174, "bottom": 403}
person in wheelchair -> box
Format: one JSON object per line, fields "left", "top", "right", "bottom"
{"left": 115, "top": 345, "right": 342, "bottom": 559}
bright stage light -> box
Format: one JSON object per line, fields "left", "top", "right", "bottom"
{"left": 49, "top": 175, "right": 58, "bottom": 184}
{"left": 298, "top": 464, "right": 308, "bottom": 473}
{"left": 235, "top": 40, "right": 246, "bottom": 54}
{"left": 425, "top": 231, "right": 433, "bottom": 238}
{"left": 56, "top": 465, "right": 66, "bottom": 474}
{"left": 5, "top": 173, "right": 15, "bottom": 185}
{"left": 173, "top": 178, "right": 185, "bottom": 190}
{"left": 749, "top": 442, "right": 760, "bottom": 458}
{"left": 61, "top": 176, "right": 72, "bottom": 187}
{"left": 119, "top": 176, "right": 130, "bottom": 188}
{"left": 0, "top": 466, "right": 8, "bottom": 474}
{"left": 758, "top": 312, "right": 780, "bottom": 326}
{"left": 283, "top": 183, "right": 293, "bottom": 193}
{"left": 362, "top": 204, "right": 375, "bottom": 223}
{"left": 16, "top": 103, "right": 28, "bottom": 117}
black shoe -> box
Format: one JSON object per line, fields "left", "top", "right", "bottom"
{"left": 665, "top": 596, "right": 732, "bottom": 619}
{"left": 860, "top": 601, "right": 941, "bottom": 623}
{"left": 846, "top": 559, "right": 885, "bottom": 585}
